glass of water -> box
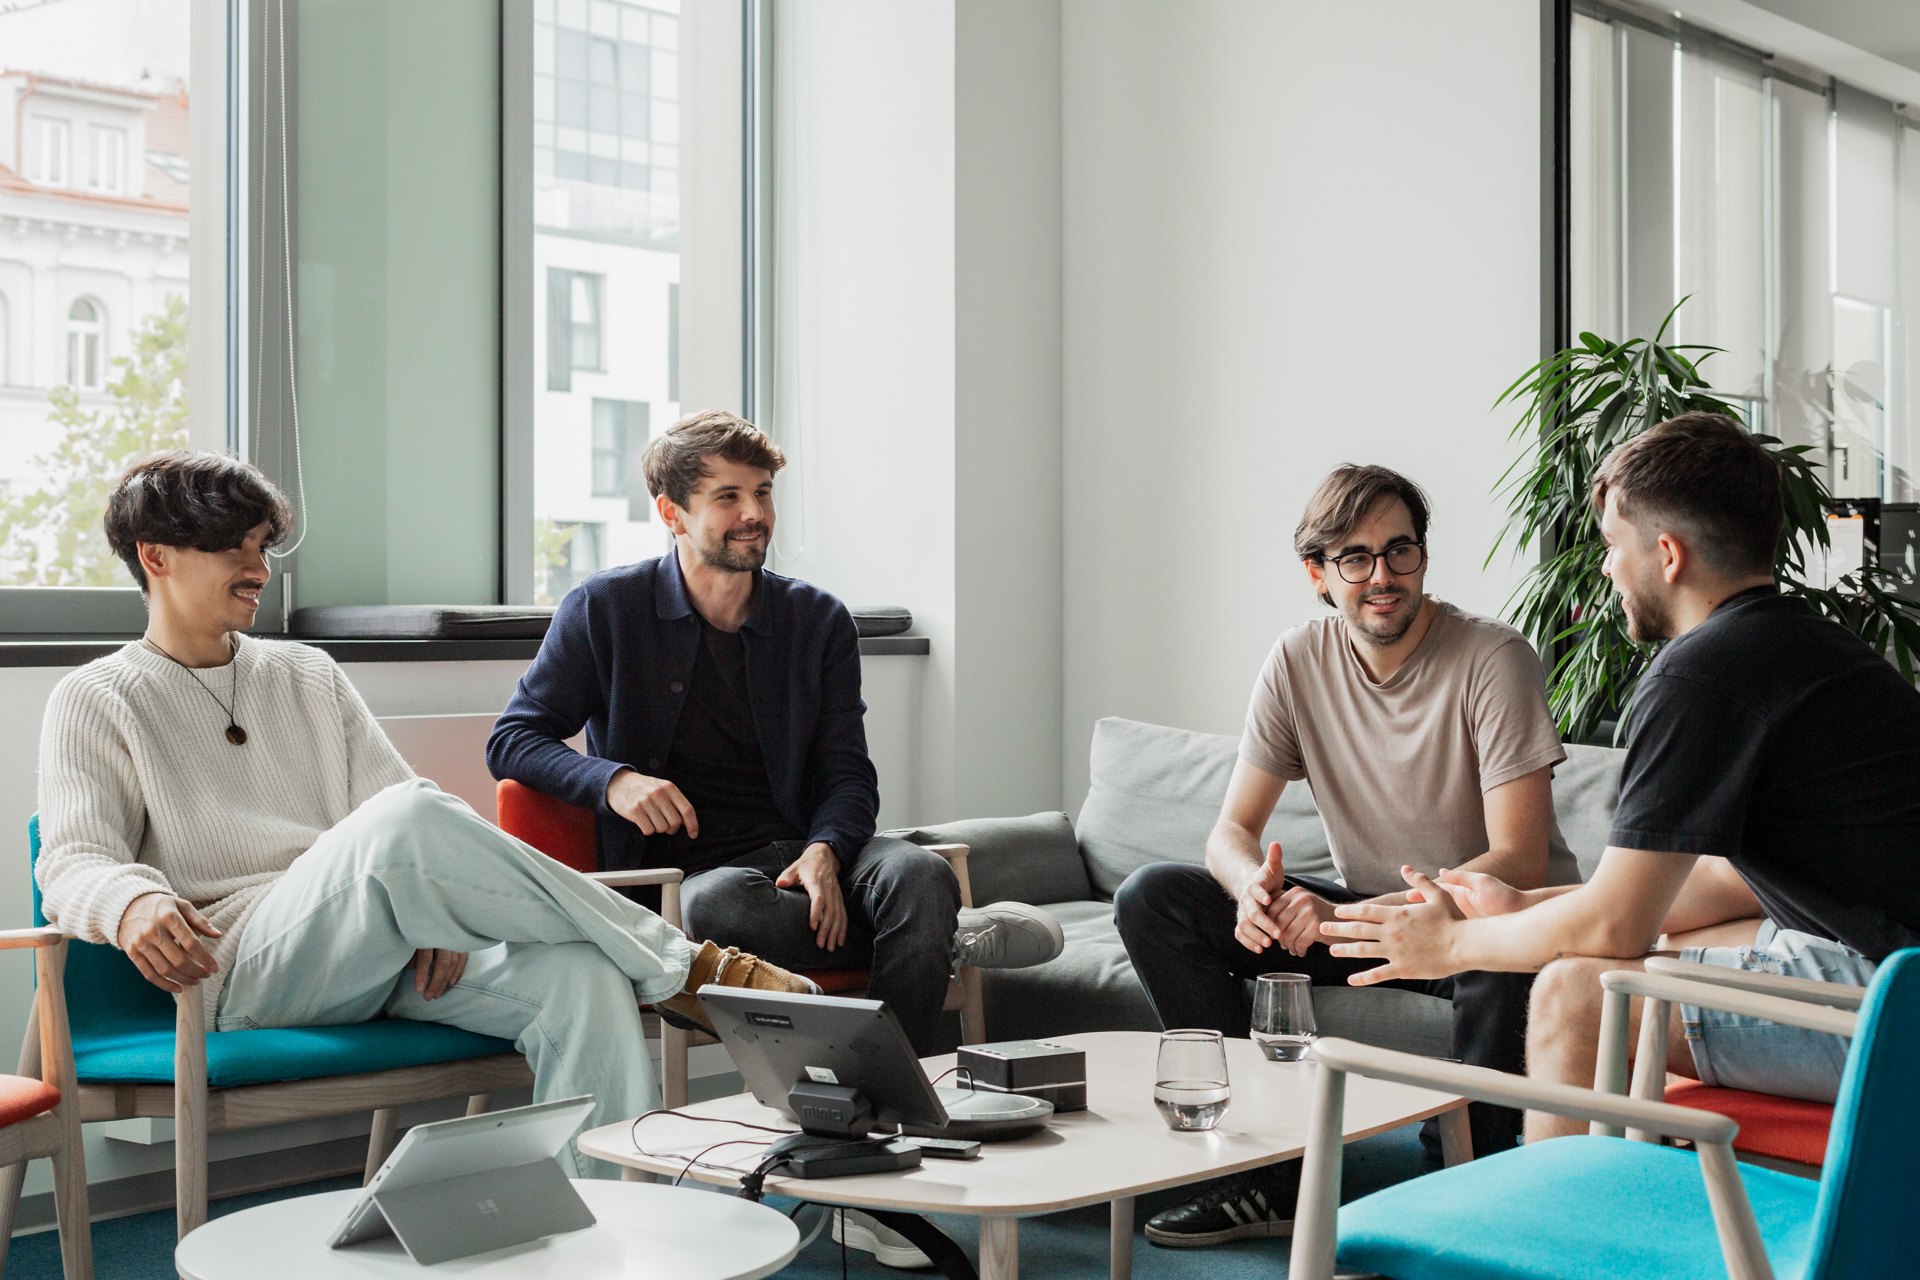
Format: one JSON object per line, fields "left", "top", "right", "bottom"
{"left": 1252, "top": 973, "right": 1317, "bottom": 1061}
{"left": 1154, "top": 1029, "right": 1230, "bottom": 1131}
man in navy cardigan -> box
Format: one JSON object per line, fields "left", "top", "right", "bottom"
{"left": 489, "top": 411, "right": 1061, "bottom": 1055}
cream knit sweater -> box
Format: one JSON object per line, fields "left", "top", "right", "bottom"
{"left": 36, "top": 636, "right": 415, "bottom": 1025}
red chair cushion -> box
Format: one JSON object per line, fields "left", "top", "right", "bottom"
{"left": 0, "top": 1076, "right": 59, "bottom": 1128}
{"left": 497, "top": 780, "right": 597, "bottom": 874}
{"left": 1665, "top": 1079, "right": 1832, "bottom": 1167}
{"left": 805, "top": 970, "right": 872, "bottom": 994}
{"left": 495, "top": 781, "right": 878, "bottom": 994}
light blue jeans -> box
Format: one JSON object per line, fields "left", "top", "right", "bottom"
{"left": 1679, "top": 919, "right": 1875, "bottom": 1104}
{"left": 217, "top": 779, "right": 693, "bottom": 1176}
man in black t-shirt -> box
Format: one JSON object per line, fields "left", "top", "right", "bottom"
{"left": 1318, "top": 413, "right": 1918, "bottom": 1141}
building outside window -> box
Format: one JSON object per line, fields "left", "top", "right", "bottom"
{"left": 0, "top": 8, "right": 192, "bottom": 588}
{"left": 531, "top": 0, "right": 683, "bottom": 602}
{"left": 89, "top": 125, "right": 126, "bottom": 194}
{"left": 590, "top": 397, "right": 651, "bottom": 517}
{"left": 30, "top": 117, "right": 68, "bottom": 185}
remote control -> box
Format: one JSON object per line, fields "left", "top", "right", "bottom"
{"left": 904, "top": 1136, "right": 982, "bottom": 1160}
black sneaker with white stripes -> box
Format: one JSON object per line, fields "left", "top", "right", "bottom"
{"left": 1143, "top": 1160, "right": 1299, "bottom": 1248}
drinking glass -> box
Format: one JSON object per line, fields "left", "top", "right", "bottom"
{"left": 1154, "top": 1029, "right": 1230, "bottom": 1131}
{"left": 1252, "top": 973, "right": 1317, "bottom": 1062}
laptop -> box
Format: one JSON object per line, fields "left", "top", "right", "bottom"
{"left": 327, "top": 1096, "right": 597, "bottom": 1265}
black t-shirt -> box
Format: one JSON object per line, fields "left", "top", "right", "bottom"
{"left": 646, "top": 617, "right": 802, "bottom": 876}
{"left": 1609, "top": 586, "right": 1920, "bottom": 959}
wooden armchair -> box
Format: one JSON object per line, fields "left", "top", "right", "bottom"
{"left": 496, "top": 780, "right": 985, "bottom": 1108}
{"left": 1593, "top": 956, "right": 1863, "bottom": 1173}
{"left": 0, "top": 927, "right": 90, "bottom": 1280}
{"left": 5, "top": 817, "right": 668, "bottom": 1245}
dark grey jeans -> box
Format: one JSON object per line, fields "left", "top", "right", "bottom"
{"left": 681, "top": 836, "right": 962, "bottom": 1054}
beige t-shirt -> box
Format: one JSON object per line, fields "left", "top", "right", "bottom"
{"left": 1240, "top": 597, "right": 1575, "bottom": 896}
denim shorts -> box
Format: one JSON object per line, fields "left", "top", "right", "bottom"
{"left": 1678, "top": 920, "right": 1874, "bottom": 1103}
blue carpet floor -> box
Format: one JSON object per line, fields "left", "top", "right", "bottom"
{"left": 6, "top": 1125, "right": 1431, "bottom": 1278}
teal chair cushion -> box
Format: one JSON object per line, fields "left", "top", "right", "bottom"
{"left": 1336, "top": 1136, "right": 1818, "bottom": 1280}
{"left": 29, "top": 816, "right": 516, "bottom": 1088}
{"left": 72, "top": 1019, "right": 518, "bottom": 1089}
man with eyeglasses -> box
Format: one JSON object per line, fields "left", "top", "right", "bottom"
{"left": 1114, "top": 464, "right": 1573, "bottom": 1248}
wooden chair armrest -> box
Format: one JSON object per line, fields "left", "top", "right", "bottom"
{"left": 585, "top": 869, "right": 686, "bottom": 888}
{"left": 921, "top": 843, "right": 968, "bottom": 862}
{"left": 1602, "top": 970, "right": 1857, "bottom": 1037}
{"left": 1308, "top": 1037, "right": 1738, "bottom": 1145}
{"left": 0, "top": 927, "right": 66, "bottom": 950}
{"left": 1644, "top": 955, "right": 1867, "bottom": 1010}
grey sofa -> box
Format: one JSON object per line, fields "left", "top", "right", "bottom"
{"left": 897, "top": 717, "right": 1624, "bottom": 1057}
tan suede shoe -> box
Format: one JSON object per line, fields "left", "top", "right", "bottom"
{"left": 656, "top": 940, "right": 821, "bottom": 1035}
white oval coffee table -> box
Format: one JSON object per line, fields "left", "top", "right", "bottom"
{"left": 175, "top": 1179, "right": 800, "bottom": 1279}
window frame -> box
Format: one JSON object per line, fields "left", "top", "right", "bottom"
{"left": 88, "top": 124, "right": 126, "bottom": 195}
{"left": 30, "top": 116, "right": 69, "bottom": 186}
{"left": 65, "top": 297, "right": 104, "bottom": 390}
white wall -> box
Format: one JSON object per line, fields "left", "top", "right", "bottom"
{"left": 772, "top": 0, "right": 1066, "bottom": 826}
{"left": 1058, "top": 0, "right": 1544, "bottom": 810}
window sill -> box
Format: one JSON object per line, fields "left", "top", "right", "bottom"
{"left": 0, "top": 634, "right": 932, "bottom": 667}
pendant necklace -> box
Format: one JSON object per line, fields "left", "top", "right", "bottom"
{"left": 146, "top": 635, "right": 249, "bottom": 745}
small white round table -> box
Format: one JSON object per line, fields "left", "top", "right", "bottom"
{"left": 175, "top": 1179, "right": 801, "bottom": 1280}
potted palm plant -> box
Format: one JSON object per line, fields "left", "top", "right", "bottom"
{"left": 1491, "top": 305, "right": 1920, "bottom": 744}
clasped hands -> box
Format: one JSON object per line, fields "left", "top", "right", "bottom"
{"left": 607, "top": 767, "right": 848, "bottom": 950}
{"left": 116, "top": 892, "right": 466, "bottom": 1000}
{"left": 1235, "top": 842, "right": 1525, "bottom": 983}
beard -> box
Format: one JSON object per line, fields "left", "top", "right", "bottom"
{"left": 1619, "top": 578, "right": 1677, "bottom": 643}
{"left": 1340, "top": 585, "right": 1421, "bottom": 647}
{"left": 694, "top": 524, "right": 769, "bottom": 573}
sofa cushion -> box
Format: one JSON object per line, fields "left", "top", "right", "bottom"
{"left": 884, "top": 812, "right": 1092, "bottom": 907}
{"left": 980, "top": 900, "right": 1160, "bottom": 1036}
{"left": 1553, "top": 743, "right": 1625, "bottom": 880}
{"left": 1076, "top": 718, "right": 1336, "bottom": 900}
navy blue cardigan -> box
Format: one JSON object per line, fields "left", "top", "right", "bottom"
{"left": 487, "top": 553, "right": 879, "bottom": 874}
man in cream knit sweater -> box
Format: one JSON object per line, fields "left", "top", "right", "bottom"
{"left": 36, "top": 452, "right": 814, "bottom": 1173}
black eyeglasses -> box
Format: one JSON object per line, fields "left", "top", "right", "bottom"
{"left": 1321, "top": 542, "right": 1427, "bottom": 584}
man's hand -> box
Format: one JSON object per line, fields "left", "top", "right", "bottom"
{"left": 776, "top": 842, "right": 846, "bottom": 951}
{"left": 607, "top": 768, "right": 698, "bottom": 837}
{"left": 1232, "top": 842, "right": 1289, "bottom": 954}
{"left": 1273, "top": 886, "right": 1338, "bottom": 956}
{"left": 1319, "top": 868, "right": 1467, "bottom": 984}
{"left": 412, "top": 949, "right": 468, "bottom": 1000}
{"left": 1405, "top": 865, "right": 1528, "bottom": 919}
{"left": 117, "top": 892, "right": 222, "bottom": 993}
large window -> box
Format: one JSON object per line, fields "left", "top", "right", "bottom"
{"left": 1570, "top": 8, "right": 1920, "bottom": 508}
{"left": 529, "top": 0, "right": 687, "bottom": 604}
{"left": 0, "top": 11, "right": 192, "bottom": 593}
{"left": 0, "top": 0, "right": 746, "bottom": 627}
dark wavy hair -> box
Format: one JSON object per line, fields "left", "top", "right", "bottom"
{"left": 104, "top": 452, "right": 294, "bottom": 590}
{"left": 642, "top": 409, "right": 786, "bottom": 509}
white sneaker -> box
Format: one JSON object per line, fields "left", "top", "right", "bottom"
{"left": 950, "top": 902, "right": 1066, "bottom": 970}
{"left": 832, "top": 1208, "right": 933, "bottom": 1269}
